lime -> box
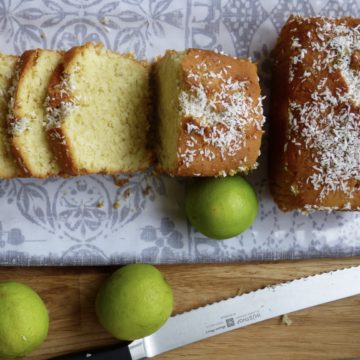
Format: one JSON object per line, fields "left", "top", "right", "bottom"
{"left": 185, "top": 176, "right": 258, "bottom": 239}
{"left": 95, "top": 264, "right": 173, "bottom": 341}
{"left": 0, "top": 282, "right": 49, "bottom": 358}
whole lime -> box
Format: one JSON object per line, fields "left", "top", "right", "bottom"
{"left": 185, "top": 176, "right": 258, "bottom": 239}
{"left": 0, "top": 282, "right": 49, "bottom": 359}
{"left": 95, "top": 264, "right": 173, "bottom": 341}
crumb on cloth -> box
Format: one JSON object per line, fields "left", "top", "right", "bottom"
{"left": 112, "top": 175, "right": 129, "bottom": 187}
{"left": 143, "top": 185, "right": 153, "bottom": 196}
{"left": 123, "top": 189, "right": 130, "bottom": 199}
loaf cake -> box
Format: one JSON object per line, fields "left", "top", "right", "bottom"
{"left": 269, "top": 16, "right": 360, "bottom": 212}
{"left": 153, "top": 49, "right": 265, "bottom": 176}
{"left": 0, "top": 54, "right": 22, "bottom": 178}
{"left": 7, "top": 49, "right": 63, "bottom": 177}
{"left": 45, "top": 42, "right": 153, "bottom": 175}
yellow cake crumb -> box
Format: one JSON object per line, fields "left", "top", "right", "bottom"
{"left": 281, "top": 314, "right": 293, "bottom": 326}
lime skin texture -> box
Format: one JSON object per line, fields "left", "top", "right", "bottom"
{"left": 185, "top": 176, "right": 258, "bottom": 240}
{"left": 0, "top": 281, "right": 49, "bottom": 359}
{"left": 96, "top": 264, "right": 173, "bottom": 341}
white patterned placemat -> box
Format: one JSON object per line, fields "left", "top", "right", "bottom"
{"left": 0, "top": 0, "right": 359, "bottom": 265}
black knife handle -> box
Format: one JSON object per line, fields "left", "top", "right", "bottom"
{"left": 49, "top": 343, "right": 133, "bottom": 360}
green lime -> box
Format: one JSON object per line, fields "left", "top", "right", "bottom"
{"left": 0, "top": 282, "right": 49, "bottom": 358}
{"left": 185, "top": 176, "right": 258, "bottom": 239}
{"left": 95, "top": 264, "right": 173, "bottom": 341}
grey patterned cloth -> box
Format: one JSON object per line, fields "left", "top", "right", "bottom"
{"left": 0, "top": 0, "right": 359, "bottom": 266}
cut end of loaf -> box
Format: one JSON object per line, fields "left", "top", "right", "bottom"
{"left": 153, "top": 50, "right": 184, "bottom": 174}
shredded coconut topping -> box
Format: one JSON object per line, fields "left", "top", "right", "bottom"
{"left": 8, "top": 117, "right": 30, "bottom": 135}
{"left": 287, "top": 18, "right": 360, "bottom": 204}
{"left": 45, "top": 68, "right": 80, "bottom": 131}
{"left": 178, "top": 62, "right": 265, "bottom": 169}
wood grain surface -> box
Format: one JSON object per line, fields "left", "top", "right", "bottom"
{"left": 1, "top": 258, "right": 360, "bottom": 360}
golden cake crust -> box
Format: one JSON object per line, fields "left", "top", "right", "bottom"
{"left": 46, "top": 46, "right": 81, "bottom": 176}
{"left": 8, "top": 50, "right": 37, "bottom": 176}
{"left": 8, "top": 49, "right": 64, "bottom": 178}
{"left": 155, "top": 48, "right": 265, "bottom": 177}
{"left": 270, "top": 16, "right": 360, "bottom": 212}
{"left": 0, "top": 53, "right": 23, "bottom": 178}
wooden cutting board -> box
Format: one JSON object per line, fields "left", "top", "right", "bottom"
{"left": 1, "top": 258, "right": 360, "bottom": 360}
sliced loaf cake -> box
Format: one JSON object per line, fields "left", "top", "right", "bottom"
{"left": 0, "top": 54, "right": 22, "bottom": 178}
{"left": 7, "top": 49, "right": 63, "bottom": 177}
{"left": 46, "top": 42, "right": 153, "bottom": 175}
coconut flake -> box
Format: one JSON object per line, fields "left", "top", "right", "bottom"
{"left": 178, "top": 63, "right": 265, "bottom": 168}
{"left": 44, "top": 69, "right": 80, "bottom": 130}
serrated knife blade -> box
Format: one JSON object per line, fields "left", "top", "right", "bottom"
{"left": 52, "top": 266, "right": 360, "bottom": 360}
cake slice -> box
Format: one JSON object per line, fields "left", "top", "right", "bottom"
{"left": 45, "top": 42, "right": 153, "bottom": 175}
{"left": 7, "top": 49, "right": 64, "bottom": 177}
{"left": 153, "top": 49, "right": 265, "bottom": 177}
{"left": 269, "top": 16, "right": 360, "bottom": 212}
{"left": 0, "top": 54, "right": 23, "bottom": 178}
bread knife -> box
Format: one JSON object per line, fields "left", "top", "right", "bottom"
{"left": 51, "top": 266, "right": 360, "bottom": 359}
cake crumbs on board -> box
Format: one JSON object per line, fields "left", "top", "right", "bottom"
{"left": 281, "top": 314, "right": 293, "bottom": 326}
{"left": 236, "top": 288, "right": 244, "bottom": 295}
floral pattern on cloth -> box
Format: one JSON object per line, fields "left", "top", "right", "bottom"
{"left": 0, "top": 0, "right": 359, "bottom": 265}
